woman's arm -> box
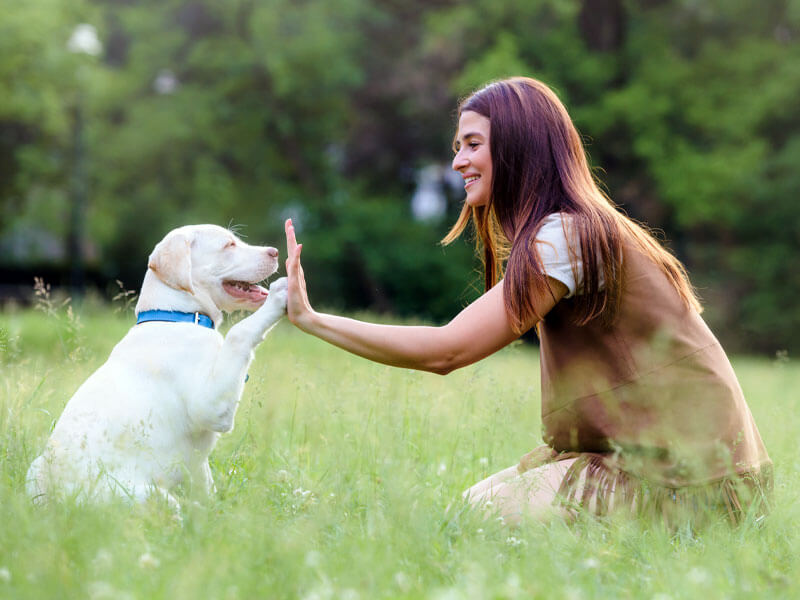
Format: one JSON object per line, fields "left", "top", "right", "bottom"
{"left": 284, "top": 219, "right": 567, "bottom": 375}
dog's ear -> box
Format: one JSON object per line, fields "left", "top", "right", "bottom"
{"left": 148, "top": 230, "right": 194, "bottom": 293}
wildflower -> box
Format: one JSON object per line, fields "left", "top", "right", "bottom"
{"left": 0, "top": 567, "right": 10, "bottom": 583}
{"left": 138, "top": 552, "right": 160, "bottom": 569}
{"left": 437, "top": 462, "right": 447, "bottom": 475}
{"left": 582, "top": 557, "right": 600, "bottom": 570}
{"left": 276, "top": 469, "right": 289, "bottom": 482}
{"left": 479, "top": 457, "right": 489, "bottom": 467}
{"left": 506, "top": 536, "right": 526, "bottom": 548}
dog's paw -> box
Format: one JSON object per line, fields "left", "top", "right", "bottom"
{"left": 268, "top": 277, "right": 288, "bottom": 311}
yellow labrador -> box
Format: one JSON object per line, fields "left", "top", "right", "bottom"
{"left": 27, "top": 225, "right": 287, "bottom": 509}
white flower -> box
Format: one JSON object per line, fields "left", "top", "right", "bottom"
{"left": 505, "top": 536, "right": 526, "bottom": 547}
{"left": 138, "top": 552, "right": 160, "bottom": 569}
{"left": 276, "top": 469, "right": 290, "bottom": 482}
{"left": 0, "top": 567, "right": 10, "bottom": 583}
{"left": 478, "top": 457, "right": 489, "bottom": 467}
{"left": 582, "top": 557, "right": 600, "bottom": 569}
{"left": 293, "top": 487, "right": 312, "bottom": 498}
{"left": 437, "top": 462, "right": 447, "bottom": 475}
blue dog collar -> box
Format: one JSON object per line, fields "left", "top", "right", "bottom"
{"left": 136, "top": 310, "right": 215, "bottom": 329}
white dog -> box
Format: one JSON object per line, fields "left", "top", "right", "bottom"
{"left": 26, "top": 224, "right": 287, "bottom": 509}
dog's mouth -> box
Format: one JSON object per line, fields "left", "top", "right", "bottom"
{"left": 222, "top": 280, "right": 269, "bottom": 304}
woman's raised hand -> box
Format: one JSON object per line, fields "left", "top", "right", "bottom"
{"left": 284, "top": 218, "right": 315, "bottom": 330}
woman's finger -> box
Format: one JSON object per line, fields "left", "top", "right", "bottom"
{"left": 285, "top": 218, "right": 298, "bottom": 258}
{"left": 283, "top": 218, "right": 311, "bottom": 325}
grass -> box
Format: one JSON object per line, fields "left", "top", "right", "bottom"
{"left": 1, "top": 298, "right": 799, "bottom": 599}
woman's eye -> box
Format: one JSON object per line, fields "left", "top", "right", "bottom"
{"left": 469, "top": 142, "right": 479, "bottom": 148}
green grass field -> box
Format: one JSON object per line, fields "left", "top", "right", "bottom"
{"left": 1, "top": 300, "right": 799, "bottom": 599}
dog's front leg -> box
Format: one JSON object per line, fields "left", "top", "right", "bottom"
{"left": 189, "top": 278, "right": 288, "bottom": 432}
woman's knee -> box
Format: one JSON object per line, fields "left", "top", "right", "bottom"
{"left": 472, "top": 459, "right": 577, "bottom": 523}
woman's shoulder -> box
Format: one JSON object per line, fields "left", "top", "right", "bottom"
{"left": 534, "top": 212, "right": 583, "bottom": 297}
{"left": 535, "top": 212, "right": 578, "bottom": 249}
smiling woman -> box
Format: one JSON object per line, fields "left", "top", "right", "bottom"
{"left": 281, "top": 77, "right": 772, "bottom": 527}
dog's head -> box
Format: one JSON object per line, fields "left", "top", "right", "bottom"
{"left": 147, "top": 225, "right": 279, "bottom": 312}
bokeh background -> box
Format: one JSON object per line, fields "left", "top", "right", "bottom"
{"left": 1, "top": 0, "right": 798, "bottom": 354}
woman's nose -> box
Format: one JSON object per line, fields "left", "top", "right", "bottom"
{"left": 452, "top": 151, "right": 467, "bottom": 171}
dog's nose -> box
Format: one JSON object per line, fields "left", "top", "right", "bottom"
{"left": 267, "top": 247, "right": 278, "bottom": 258}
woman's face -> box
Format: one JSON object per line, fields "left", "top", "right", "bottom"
{"left": 452, "top": 110, "right": 492, "bottom": 208}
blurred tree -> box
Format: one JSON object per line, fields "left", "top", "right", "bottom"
{"left": 0, "top": 0, "right": 98, "bottom": 248}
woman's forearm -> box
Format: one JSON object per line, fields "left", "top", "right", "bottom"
{"left": 283, "top": 218, "right": 543, "bottom": 375}
{"left": 298, "top": 311, "right": 454, "bottom": 374}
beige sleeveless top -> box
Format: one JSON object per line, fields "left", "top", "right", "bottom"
{"left": 538, "top": 243, "right": 771, "bottom": 487}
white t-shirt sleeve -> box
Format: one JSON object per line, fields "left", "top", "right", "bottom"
{"left": 534, "top": 212, "right": 583, "bottom": 298}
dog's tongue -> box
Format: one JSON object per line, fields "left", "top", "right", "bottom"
{"left": 223, "top": 281, "right": 269, "bottom": 302}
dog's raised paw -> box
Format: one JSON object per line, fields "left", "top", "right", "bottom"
{"left": 268, "top": 277, "right": 288, "bottom": 309}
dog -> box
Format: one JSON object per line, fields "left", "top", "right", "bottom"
{"left": 26, "top": 224, "right": 287, "bottom": 509}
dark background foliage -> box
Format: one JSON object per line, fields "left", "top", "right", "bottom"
{"left": 1, "top": 0, "right": 798, "bottom": 353}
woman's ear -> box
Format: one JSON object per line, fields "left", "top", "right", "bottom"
{"left": 147, "top": 230, "right": 194, "bottom": 293}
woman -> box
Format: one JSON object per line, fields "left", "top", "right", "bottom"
{"left": 284, "top": 77, "right": 772, "bottom": 525}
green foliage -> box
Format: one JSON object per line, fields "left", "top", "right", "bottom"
{"left": 299, "top": 188, "right": 480, "bottom": 320}
{"left": 1, "top": 306, "right": 799, "bottom": 597}
{"left": 1, "top": 0, "right": 798, "bottom": 351}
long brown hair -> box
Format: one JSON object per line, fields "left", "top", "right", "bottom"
{"left": 442, "top": 77, "right": 701, "bottom": 333}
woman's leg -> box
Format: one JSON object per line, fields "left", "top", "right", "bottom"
{"left": 466, "top": 458, "right": 579, "bottom": 525}
{"left": 463, "top": 465, "right": 521, "bottom": 501}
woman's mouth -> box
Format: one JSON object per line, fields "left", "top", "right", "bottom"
{"left": 464, "top": 175, "right": 480, "bottom": 188}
